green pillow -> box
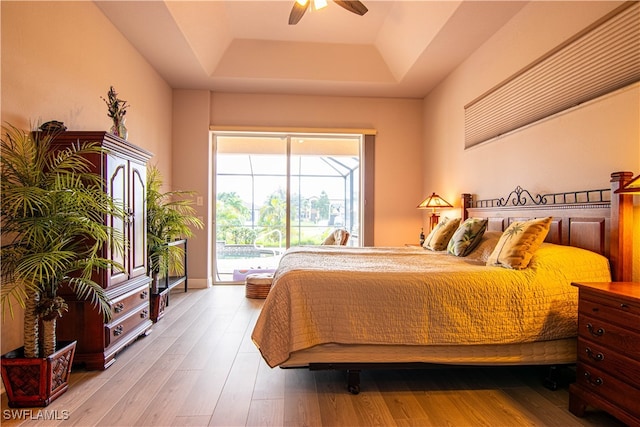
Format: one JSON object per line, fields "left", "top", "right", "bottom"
{"left": 447, "top": 218, "right": 488, "bottom": 256}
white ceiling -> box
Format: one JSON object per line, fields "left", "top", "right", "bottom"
{"left": 96, "top": 1, "right": 527, "bottom": 98}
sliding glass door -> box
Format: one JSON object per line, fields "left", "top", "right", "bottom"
{"left": 213, "top": 132, "right": 362, "bottom": 283}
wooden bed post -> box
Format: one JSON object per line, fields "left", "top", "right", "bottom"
{"left": 610, "top": 171, "right": 634, "bottom": 282}
{"left": 461, "top": 193, "right": 472, "bottom": 220}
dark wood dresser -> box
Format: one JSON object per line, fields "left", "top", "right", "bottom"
{"left": 569, "top": 282, "right": 640, "bottom": 425}
{"left": 51, "top": 132, "right": 153, "bottom": 370}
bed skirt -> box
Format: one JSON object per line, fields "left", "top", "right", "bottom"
{"left": 280, "top": 338, "right": 577, "bottom": 368}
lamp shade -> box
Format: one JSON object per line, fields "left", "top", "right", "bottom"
{"left": 417, "top": 193, "right": 453, "bottom": 209}
{"left": 614, "top": 173, "right": 640, "bottom": 194}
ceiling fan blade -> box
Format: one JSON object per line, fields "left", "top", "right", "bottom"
{"left": 333, "top": 0, "right": 368, "bottom": 16}
{"left": 289, "top": 0, "right": 310, "bottom": 25}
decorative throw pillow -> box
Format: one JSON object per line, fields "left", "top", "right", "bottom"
{"left": 447, "top": 218, "right": 488, "bottom": 257}
{"left": 322, "top": 229, "right": 349, "bottom": 245}
{"left": 423, "top": 217, "right": 461, "bottom": 251}
{"left": 486, "top": 217, "right": 552, "bottom": 269}
{"left": 465, "top": 231, "right": 504, "bottom": 262}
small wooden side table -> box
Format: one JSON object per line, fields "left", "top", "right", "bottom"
{"left": 569, "top": 282, "right": 640, "bottom": 426}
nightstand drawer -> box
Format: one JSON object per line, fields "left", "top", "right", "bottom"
{"left": 575, "top": 363, "right": 640, "bottom": 419}
{"left": 580, "top": 292, "right": 640, "bottom": 331}
{"left": 577, "top": 339, "right": 640, "bottom": 384}
{"left": 578, "top": 314, "right": 640, "bottom": 357}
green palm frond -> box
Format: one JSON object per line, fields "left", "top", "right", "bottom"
{"left": 1, "top": 123, "right": 126, "bottom": 340}
{"left": 146, "top": 165, "right": 203, "bottom": 278}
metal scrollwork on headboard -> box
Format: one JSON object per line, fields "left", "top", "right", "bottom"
{"left": 474, "top": 186, "right": 609, "bottom": 208}
{"left": 498, "top": 186, "right": 546, "bottom": 207}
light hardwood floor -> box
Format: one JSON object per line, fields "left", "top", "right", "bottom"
{"left": 1, "top": 285, "right": 625, "bottom": 427}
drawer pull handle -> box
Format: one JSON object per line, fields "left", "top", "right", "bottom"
{"left": 586, "top": 323, "right": 605, "bottom": 337}
{"left": 140, "top": 309, "right": 148, "bottom": 319}
{"left": 113, "top": 303, "right": 125, "bottom": 313}
{"left": 585, "top": 347, "right": 604, "bottom": 362}
{"left": 584, "top": 371, "right": 603, "bottom": 387}
{"left": 113, "top": 325, "right": 124, "bottom": 336}
{"left": 620, "top": 303, "right": 629, "bottom": 310}
{"left": 140, "top": 290, "right": 148, "bottom": 299}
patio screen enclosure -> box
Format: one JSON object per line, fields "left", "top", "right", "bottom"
{"left": 213, "top": 132, "right": 362, "bottom": 283}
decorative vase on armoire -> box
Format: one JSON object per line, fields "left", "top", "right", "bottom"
{"left": 111, "top": 118, "right": 128, "bottom": 140}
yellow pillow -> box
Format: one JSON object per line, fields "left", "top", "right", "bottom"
{"left": 486, "top": 217, "right": 552, "bottom": 269}
{"left": 423, "top": 217, "right": 461, "bottom": 251}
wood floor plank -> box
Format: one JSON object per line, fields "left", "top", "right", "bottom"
{"left": 176, "top": 332, "right": 247, "bottom": 417}
{"left": 283, "top": 368, "right": 323, "bottom": 427}
{"left": 246, "top": 397, "right": 284, "bottom": 427}
{"left": 208, "top": 351, "right": 261, "bottom": 426}
{"left": 64, "top": 338, "right": 179, "bottom": 426}
{"left": 171, "top": 415, "right": 211, "bottom": 426}
{"left": 326, "top": 370, "right": 398, "bottom": 427}
{"left": 133, "top": 369, "right": 202, "bottom": 426}
{"left": 94, "top": 353, "right": 185, "bottom": 426}
{"left": 315, "top": 370, "right": 363, "bottom": 426}
{"left": 372, "top": 369, "right": 430, "bottom": 422}
{"left": 252, "top": 359, "right": 286, "bottom": 401}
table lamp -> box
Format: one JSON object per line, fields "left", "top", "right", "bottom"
{"left": 417, "top": 192, "right": 453, "bottom": 230}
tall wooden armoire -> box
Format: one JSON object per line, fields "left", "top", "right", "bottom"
{"left": 52, "top": 131, "right": 153, "bottom": 370}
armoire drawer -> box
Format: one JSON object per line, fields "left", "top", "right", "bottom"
{"left": 109, "top": 286, "right": 150, "bottom": 322}
{"left": 104, "top": 304, "right": 150, "bottom": 349}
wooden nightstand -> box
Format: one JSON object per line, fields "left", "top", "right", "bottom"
{"left": 569, "top": 282, "right": 640, "bottom": 426}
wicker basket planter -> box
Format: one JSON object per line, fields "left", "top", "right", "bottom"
{"left": 150, "top": 287, "right": 170, "bottom": 322}
{"left": 1, "top": 341, "right": 76, "bottom": 408}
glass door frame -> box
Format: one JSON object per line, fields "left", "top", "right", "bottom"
{"left": 211, "top": 130, "right": 365, "bottom": 284}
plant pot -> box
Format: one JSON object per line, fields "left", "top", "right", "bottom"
{"left": 1, "top": 341, "right": 76, "bottom": 408}
{"left": 150, "top": 288, "right": 170, "bottom": 322}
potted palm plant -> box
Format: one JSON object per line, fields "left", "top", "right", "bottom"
{"left": 0, "top": 124, "right": 124, "bottom": 407}
{"left": 146, "top": 165, "right": 203, "bottom": 321}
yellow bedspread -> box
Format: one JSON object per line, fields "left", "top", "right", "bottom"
{"left": 252, "top": 243, "right": 611, "bottom": 368}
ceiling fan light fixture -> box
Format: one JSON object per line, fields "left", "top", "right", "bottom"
{"left": 289, "top": 0, "right": 367, "bottom": 25}
{"left": 313, "top": 0, "right": 328, "bottom": 10}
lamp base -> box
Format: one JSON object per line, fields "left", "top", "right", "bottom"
{"left": 429, "top": 213, "right": 440, "bottom": 230}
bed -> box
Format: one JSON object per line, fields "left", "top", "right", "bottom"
{"left": 251, "top": 171, "right": 635, "bottom": 393}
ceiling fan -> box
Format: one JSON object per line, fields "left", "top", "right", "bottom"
{"left": 289, "top": 0, "right": 368, "bottom": 25}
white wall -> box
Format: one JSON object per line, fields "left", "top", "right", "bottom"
{"left": 1, "top": 1, "right": 173, "bottom": 354}
{"left": 422, "top": 1, "right": 640, "bottom": 280}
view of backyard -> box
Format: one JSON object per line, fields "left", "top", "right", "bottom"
{"left": 214, "top": 134, "right": 361, "bottom": 282}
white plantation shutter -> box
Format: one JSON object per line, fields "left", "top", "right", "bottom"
{"left": 465, "top": 2, "right": 640, "bottom": 148}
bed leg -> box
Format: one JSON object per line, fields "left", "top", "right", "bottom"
{"left": 346, "top": 369, "right": 361, "bottom": 394}
{"left": 543, "top": 365, "right": 560, "bottom": 391}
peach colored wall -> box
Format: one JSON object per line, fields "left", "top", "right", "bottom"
{"left": 171, "top": 90, "right": 212, "bottom": 288}
{"left": 1, "top": 2, "right": 173, "bottom": 353}
{"left": 210, "top": 93, "right": 425, "bottom": 244}
{"left": 422, "top": 1, "right": 640, "bottom": 280}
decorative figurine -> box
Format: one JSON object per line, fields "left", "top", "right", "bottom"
{"left": 101, "top": 86, "right": 129, "bottom": 139}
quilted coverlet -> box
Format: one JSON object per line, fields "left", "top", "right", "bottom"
{"left": 252, "top": 244, "right": 611, "bottom": 367}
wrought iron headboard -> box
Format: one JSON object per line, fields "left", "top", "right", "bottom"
{"left": 472, "top": 186, "right": 610, "bottom": 209}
